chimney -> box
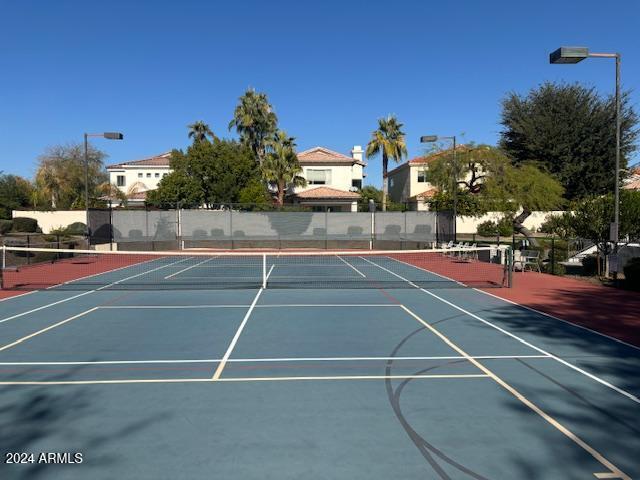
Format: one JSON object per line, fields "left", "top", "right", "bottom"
{"left": 351, "top": 145, "right": 364, "bottom": 162}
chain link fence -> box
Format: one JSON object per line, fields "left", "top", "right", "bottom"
{"left": 88, "top": 207, "right": 454, "bottom": 251}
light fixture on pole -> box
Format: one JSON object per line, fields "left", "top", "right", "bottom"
{"left": 84, "top": 132, "right": 124, "bottom": 241}
{"left": 550, "top": 46, "right": 621, "bottom": 278}
{"left": 421, "top": 135, "right": 458, "bottom": 242}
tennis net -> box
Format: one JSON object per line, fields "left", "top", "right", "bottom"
{"left": 1, "top": 245, "right": 512, "bottom": 290}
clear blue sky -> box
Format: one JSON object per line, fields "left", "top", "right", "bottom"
{"left": 1, "top": 0, "right": 638, "bottom": 186}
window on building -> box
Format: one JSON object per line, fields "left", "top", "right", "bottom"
{"left": 417, "top": 169, "right": 428, "bottom": 183}
{"left": 162, "top": 173, "right": 168, "bottom": 177}
{"left": 389, "top": 178, "right": 395, "bottom": 188}
{"left": 116, "top": 175, "right": 125, "bottom": 187}
{"left": 146, "top": 173, "right": 151, "bottom": 178}
{"left": 138, "top": 173, "right": 143, "bottom": 178}
{"left": 155, "top": 173, "right": 160, "bottom": 178}
{"left": 351, "top": 179, "right": 362, "bottom": 190}
{"left": 307, "top": 169, "right": 331, "bottom": 185}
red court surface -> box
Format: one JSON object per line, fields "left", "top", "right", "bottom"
{"left": 485, "top": 271, "right": 640, "bottom": 347}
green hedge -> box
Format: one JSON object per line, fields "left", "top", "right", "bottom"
{"left": 476, "top": 218, "right": 513, "bottom": 237}
{"left": 11, "top": 217, "right": 39, "bottom": 233}
{"left": 623, "top": 257, "right": 640, "bottom": 290}
{"left": 582, "top": 255, "right": 599, "bottom": 276}
{"left": 0, "top": 219, "right": 13, "bottom": 235}
{"left": 65, "top": 222, "right": 87, "bottom": 235}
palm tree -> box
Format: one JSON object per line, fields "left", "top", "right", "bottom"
{"left": 366, "top": 115, "right": 407, "bottom": 211}
{"left": 97, "top": 182, "right": 128, "bottom": 206}
{"left": 188, "top": 121, "right": 215, "bottom": 143}
{"left": 228, "top": 88, "right": 278, "bottom": 165}
{"left": 261, "top": 130, "right": 306, "bottom": 206}
{"left": 35, "top": 162, "right": 61, "bottom": 208}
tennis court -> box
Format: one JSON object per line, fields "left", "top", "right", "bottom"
{"left": 0, "top": 246, "right": 639, "bottom": 479}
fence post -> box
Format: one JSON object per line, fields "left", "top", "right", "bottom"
{"left": 27, "top": 235, "right": 30, "bottom": 265}
{"left": 325, "top": 208, "right": 328, "bottom": 250}
{"left": 551, "top": 236, "right": 555, "bottom": 275}
{"left": 176, "top": 202, "right": 182, "bottom": 250}
{"left": 507, "top": 247, "right": 513, "bottom": 288}
{"left": 230, "top": 207, "right": 234, "bottom": 250}
{"left": 262, "top": 254, "right": 267, "bottom": 289}
{"left": 370, "top": 211, "right": 374, "bottom": 250}
{"left": 109, "top": 206, "right": 113, "bottom": 251}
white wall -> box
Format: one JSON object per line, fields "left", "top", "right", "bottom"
{"left": 108, "top": 166, "right": 171, "bottom": 193}
{"left": 457, "top": 211, "right": 566, "bottom": 234}
{"left": 12, "top": 210, "right": 87, "bottom": 234}
{"left": 295, "top": 164, "right": 362, "bottom": 193}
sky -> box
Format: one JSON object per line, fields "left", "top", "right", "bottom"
{"left": 1, "top": 0, "right": 639, "bottom": 187}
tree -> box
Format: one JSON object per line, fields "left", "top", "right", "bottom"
{"left": 147, "top": 140, "right": 259, "bottom": 208}
{"left": 228, "top": 88, "right": 278, "bottom": 164}
{"left": 237, "top": 179, "right": 272, "bottom": 209}
{"left": 97, "top": 181, "right": 146, "bottom": 207}
{"left": 358, "top": 185, "right": 406, "bottom": 211}
{"left": 427, "top": 190, "right": 487, "bottom": 216}
{"left": 500, "top": 82, "right": 639, "bottom": 200}
{"left": 188, "top": 121, "right": 215, "bottom": 143}
{"left": 34, "top": 143, "right": 108, "bottom": 208}
{"left": 261, "top": 130, "right": 306, "bottom": 206}
{"left": 426, "top": 144, "right": 504, "bottom": 195}
{"left": 569, "top": 191, "right": 640, "bottom": 256}
{"left": 424, "top": 142, "right": 565, "bottom": 244}
{"left": 366, "top": 115, "right": 407, "bottom": 211}
{"left": 483, "top": 162, "right": 565, "bottom": 244}
{"left": 0, "top": 173, "right": 33, "bottom": 218}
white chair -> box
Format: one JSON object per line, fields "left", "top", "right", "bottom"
{"left": 514, "top": 250, "right": 541, "bottom": 272}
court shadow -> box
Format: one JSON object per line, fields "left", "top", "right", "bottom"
{"left": 0, "top": 362, "right": 169, "bottom": 480}
{"left": 386, "top": 303, "right": 640, "bottom": 478}
{"left": 467, "top": 301, "right": 640, "bottom": 477}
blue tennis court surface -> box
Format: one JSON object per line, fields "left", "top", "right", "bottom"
{"left": 1, "top": 254, "right": 639, "bottom": 479}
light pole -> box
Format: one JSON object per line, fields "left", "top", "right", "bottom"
{"left": 421, "top": 135, "right": 457, "bottom": 242}
{"left": 550, "top": 46, "right": 621, "bottom": 278}
{"left": 84, "top": 132, "right": 124, "bottom": 240}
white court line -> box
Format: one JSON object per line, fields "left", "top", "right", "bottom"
{"left": 0, "top": 256, "right": 193, "bottom": 326}
{"left": 398, "top": 303, "right": 630, "bottom": 480}
{"left": 0, "top": 290, "right": 37, "bottom": 302}
{"left": 0, "top": 307, "right": 98, "bottom": 352}
{"left": 361, "top": 256, "right": 640, "bottom": 405}
{"left": 45, "top": 256, "right": 162, "bottom": 290}
{"left": 0, "top": 355, "right": 551, "bottom": 366}
{"left": 336, "top": 255, "right": 366, "bottom": 277}
{"left": 164, "top": 256, "right": 216, "bottom": 279}
{"left": 97, "top": 305, "right": 252, "bottom": 309}
{"left": 389, "top": 254, "right": 640, "bottom": 353}
{"left": 96, "top": 304, "right": 399, "bottom": 309}
{"left": 0, "top": 373, "right": 490, "bottom": 386}
{"left": 173, "top": 275, "right": 363, "bottom": 280}
{"left": 478, "top": 288, "right": 640, "bottom": 353}
{"left": 211, "top": 288, "right": 263, "bottom": 380}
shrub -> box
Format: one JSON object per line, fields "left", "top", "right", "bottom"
{"left": 477, "top": 217, "right": 513, "bottom": 237}
{"left": 623, "top": 257, "right": 640, "bottom": 290}
{"left": 11, "top": 217, "right": 39, "bottom": 233}
{"left": 581, "top": 255, "right": 599, "bottom": 276}
{"left": 477, "top": 220, "right": 497, "bottom": 237}
{"left": 496, "top": 217, "right": 514, "bottom": 236}
{"left": 47, "top": 222, "right": 87, "bottom": 236}
{"left": 537, "top": 213, "right": 573, "bottom": 238}
{"left": 0, "top": 219, "right": 13, "bottom": 234}
{"left": 65, "top": 222, "right": 87, "bottom": 235}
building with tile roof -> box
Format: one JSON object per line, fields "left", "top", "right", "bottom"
{"left": 106, "top": 146, "right": 366, "bottom": 211}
